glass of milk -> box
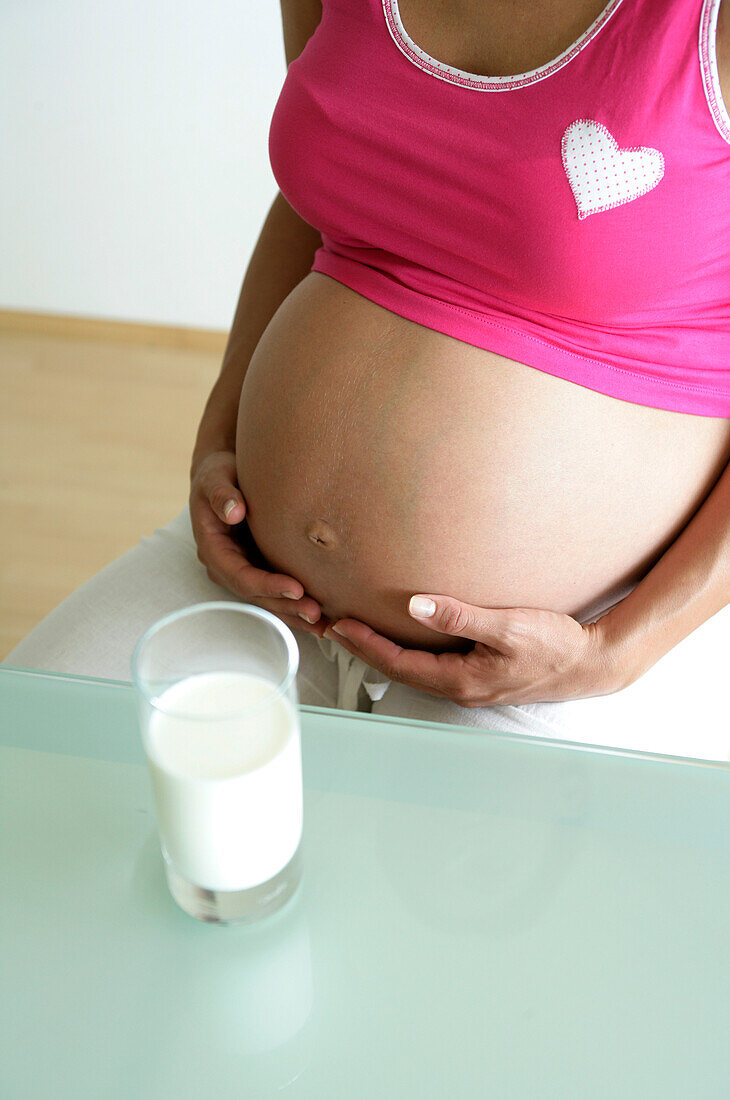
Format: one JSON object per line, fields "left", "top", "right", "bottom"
{"left": 131, "top": 601, "right": 303, "bottom": 925}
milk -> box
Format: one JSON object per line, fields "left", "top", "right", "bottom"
{"left": 145, "top": 670, "right": 302, "bottom": 892}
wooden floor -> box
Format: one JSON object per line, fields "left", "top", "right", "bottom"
{"left": 1, "top": 319, "right": 226, "bottom": 659}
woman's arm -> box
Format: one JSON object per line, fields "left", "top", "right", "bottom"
{"left": 190, "top": 0, "right": 324, "bottom": 473}
{"left": 190, "top": 191, "right": 321, "bottom": 472}
{"left": 598, "top": 454, "right": 730, "bottom": 689}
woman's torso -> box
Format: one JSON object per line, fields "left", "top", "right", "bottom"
{"left": 236, "top": 0, "right": 730, "bottom": 653}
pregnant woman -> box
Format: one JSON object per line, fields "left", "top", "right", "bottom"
{"left": 4, "top": 0, "right": 730, "bottom": 759}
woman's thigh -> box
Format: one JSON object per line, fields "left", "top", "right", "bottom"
{"left": 1, "top": 505, "right": 340, "bottom": 709}
{"left": 371, "top": 600, "right": 730, "bottom": 762}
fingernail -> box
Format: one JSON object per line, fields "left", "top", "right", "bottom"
{"left": 298, "top": 612, "right": 315, "bottom": 623}
{"left": 223, "top": 499, "right": 238, "bottom": 520}
{"left": 280, "top": 590, "right": 299, "bottom": 599}
{"left": 409, "top": 595, "right": 436, "bottom": 617}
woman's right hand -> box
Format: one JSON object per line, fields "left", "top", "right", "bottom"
{"left": 189, "top": 450, "right": 329, "bottom": 638}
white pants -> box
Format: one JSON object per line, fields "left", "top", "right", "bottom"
{"left": 3, "top": 504, "right": 729, "bottom": 762}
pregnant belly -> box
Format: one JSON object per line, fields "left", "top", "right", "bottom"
{"left": 235, "top": 272, "right": 730, "bottom": 653}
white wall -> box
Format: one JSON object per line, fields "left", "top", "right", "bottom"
{"left": 0, "top": 0, "right": 286, "bottom": 329}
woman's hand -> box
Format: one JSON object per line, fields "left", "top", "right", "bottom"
{"left": 323, "top": 593, "right": 620, "bottom": 706}
{"left": 189, "top": 450, "right": 330, "bottom": 638}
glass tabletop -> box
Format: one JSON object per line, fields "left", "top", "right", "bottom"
{"left": 2, "top": 663, "right": 729, "bottom": 1098}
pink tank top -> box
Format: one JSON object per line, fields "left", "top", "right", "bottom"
{"left": 269, "top": 0, "right": 730, "bottom": 417}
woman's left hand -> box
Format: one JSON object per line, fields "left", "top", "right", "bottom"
{"left": 323, "top": 594, "right": 620, "bottom": 707}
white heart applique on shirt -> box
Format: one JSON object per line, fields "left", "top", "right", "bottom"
{"left": 561, "top": 119, "right": 664, "bottom": 220}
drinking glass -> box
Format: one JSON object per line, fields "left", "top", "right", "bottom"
{"left": 131, "top": 601, "right": 303, "bottom": 925}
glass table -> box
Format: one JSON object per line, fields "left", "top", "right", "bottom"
{"left": 2, "top": 663, "right": 729, "bottom": 1098}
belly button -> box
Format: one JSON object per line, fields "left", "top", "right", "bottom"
{"left": 305, "top": 518, "right": 338, "bottom": 549}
